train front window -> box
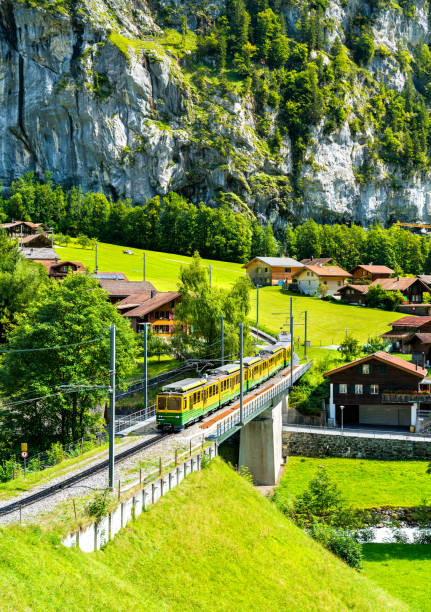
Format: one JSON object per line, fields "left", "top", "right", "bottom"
{"left": 157, "top": 396, "right": 167, "bottom": 411}
{"left": 167, "top": 396, "right": 180, "bottom": 411}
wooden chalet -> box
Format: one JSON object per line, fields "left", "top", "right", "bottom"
{"left": 381, "top": 316, "right": 431, "bottom": 359}
{"left": 120, "top": 291, "right": 181, "bottom": 336}
{"left": 336, "top": 284, "right": 369, "bottom": 304}
{"left": 324, "top": 351, "right": 430, "bottom": 430}
{"left": 97, "top": 278, "right": 157, "bottom": 304}
{"left": 293, "top": 264, "right": 351, "bottom": 296}
{"left": 37, "top": 260, "right": 86, "bottom": 280}
{"left": 350, "top": 264, "right": 394, "bottom": 282}
{"left": 300, "top": 257, "right": 333, "bottom": 266}
{"left": 370, "top": 277, "right": 430, "bottom": 305}
{"left": 20, "top": 246, "right": 59, "bottom": 261}
{"left": 243, "top": 257, "right": 304, "bottom": 286}
{"left": 1, "top": 221, "right": 49, "bottom": 238}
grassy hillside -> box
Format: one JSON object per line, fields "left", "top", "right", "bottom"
{"left": 57, "top": 241, "right": 245, "bottom": 291}
{"left": 363, "top": 544, "right": 431, "bottom": 612}
{"left": 279, "top": 457, "right": 431, "bottom": 509}
{"left": 0, "top": 459, "right": 403, "bottom": 611}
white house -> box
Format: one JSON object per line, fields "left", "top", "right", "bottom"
{"left": 293, "top": 263, "right": 352, "bottom": 297}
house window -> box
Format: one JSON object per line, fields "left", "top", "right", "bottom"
{"left": 265, "top": 267, "right": 268, "bottom": 272}
{"left": 285, "top": 267, "right": 291, "bottom": 273}
{"left": 323, "top": 281, "right": 327, "bottom": 285}
{"left": 355, "top": 384, "right": 363, "bottom": 394}
{"left": 362, "top": 364, "right": 370, "bottom": 374}
{"left": 337, "top": 281, "right": 341, "bottom": 286}
{"left": 339, "top": 383, "right": 347, "bottom": 394}
{"left": 370, "top": 384, "right": 379, "bottom": 395}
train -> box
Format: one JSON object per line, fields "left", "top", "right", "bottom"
{"left": 156, "top": 342, "right": 292, "bottom": 431}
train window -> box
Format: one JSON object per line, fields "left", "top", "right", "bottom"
{"left": 157, "top": 397, "right": 167, "bottom": 410}
{"left": 197, "top": 391, "right": 201, "bottom": 402}
{"left": 167, "top": 397, "right": 180, "bottom": 411}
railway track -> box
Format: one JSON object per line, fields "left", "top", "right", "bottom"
{"left": 0, "top": 433, "right": 170, "bottom": 517}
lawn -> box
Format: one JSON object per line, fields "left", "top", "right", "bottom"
{"left": 254, "top": 287, "right": 400, "bottom": 346}
{"left": 57, "top": 240, "right": 245, "bottom": 291}
{"left": 363, "top": 544, "right": 431, "bottom": 612}
{"left": 278, "top": 456, "right": 431, "bottom": 508}
{"left": 0, "top": 459, "right": 402, "bottom": 611}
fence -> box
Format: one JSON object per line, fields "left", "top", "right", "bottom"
{"left": 115, "top": 404, "right": 156, "bottom": 434}
{"left": 216, "top": 360, "right": 312, "bottom": 440}
{"left": 283, "top": 423, "right": 431, "bottom": 441}
{"left": 63, "top": 441, "right": 218, "bottom": 553}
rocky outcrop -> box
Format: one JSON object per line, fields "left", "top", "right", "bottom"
{"left": 0, "top": 0, "right": 431, "bottom": 225}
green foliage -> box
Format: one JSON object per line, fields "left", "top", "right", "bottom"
{"left": 365, "top": 284, "right": 404, "bottom": 310}
{"left": 46, "top": 442, "right": 65, "bottom": 466}
{"left": 310, "top": 522, "right": 363, "bottom": 569}
{"left": 363, "top": 335, "right": 390, "bottom": 353}
{"left": 85, "top": 488, "right": 112, "bottom": 521}
{"left": 337, "top": 334, "right": 362, "bottom": 360}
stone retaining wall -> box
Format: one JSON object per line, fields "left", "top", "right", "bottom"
{"left": 283, "top": 431, "right": 431, "bottom": 460}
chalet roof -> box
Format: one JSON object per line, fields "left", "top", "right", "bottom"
{"left": 1, "top": 221, "right": 48, "bottom": 231}
{"left": 413, "top": 333, "right": 431, "bottom": 344}
{"left": 337, "top": 284, "right": 370, "bottom": 294}
{"left": 124, "top": 291, "right": 180, "bottom": 318}
{"left": 295, "top": 264, "right": 352, "bottom": 278}
{"left": 243, "top": 257, "right": 303, "bottom": 269}
{"left": 352, "top": 265, "right": 394, "bottom": 274}
{"left": 389, "top": 316, "right": 431, "bottom": 327}
{"left": 36, "top": 260, "right": 86, "bottom": 274}
{"left": 20, "top": 247, "right": 59, "bottom": 260}
{"left": 116, "top": 292, "right": 152, "bottom": 310}
{"left": 20, "top": 233, "right": 52, "bottom": 246}
{"left": 300, "top": 257, "right": 333, "bottom": 266}
{"left": 98, "top": 279, "right": 157, "bottom": 297}
{"left": 324, "top": 351, "right": 427, "bottom": 379}
{"left": 371, "top": 277, "right": 429, "bottom": 291}
{"left": 93, "top": 271, "right": 128, "bottom": 281}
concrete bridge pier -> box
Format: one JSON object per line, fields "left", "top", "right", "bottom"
{"left": 238, "top": 398, "right": 283, "bottom": 486}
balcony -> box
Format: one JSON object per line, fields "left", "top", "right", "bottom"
{"left": 382, "top": 392, "right": 431, "bottom": 404}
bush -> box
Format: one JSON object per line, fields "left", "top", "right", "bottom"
{"left": 338, "top": 334, "right": 362, "bottom": 361}
{"left": 313, "top": 524, "right": 363, "bottom": 569}
{"left": 46, "top": 442, "right": 65, "bottom": 465}
{"left": 85, "top": 489, "right": 112, "bottom": 521}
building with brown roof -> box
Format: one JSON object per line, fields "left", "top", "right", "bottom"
{"left": 243, "top": 257, "right": 304, "bottom": 286}
{"left": 121, "top": 291, "right": 181, "bottom": 336}
{"left": 370, "top": 277, "right": 430, "bottom": 305}
{"left": 324, "top": 351, "right": 429, "bottom": 430}
{"left": 351, "top": 265, "right": 394, "bottom": 283}
{"left": 293, "top": 264, "right": 352, "bottom": 296}
{"left": 300, "top": 257, "right": 333, "bottom": 266}
{"left": 336, "top": 284, "right": 369, "bottom": 304}
{"left": 381, "top": 316, "right": 431, "bottom": 357}
{"left": 37, "top": 260, "right": 86, "bottom": 280}
{"left": 1, "top": 221, "right": 49, "bottom": 238}
{"left": 97, "top": 279, "right": 158, "bottom": 304}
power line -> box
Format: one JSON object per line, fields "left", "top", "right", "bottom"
{"left": 0, "top": 337, "right": 102, "bottom": 355}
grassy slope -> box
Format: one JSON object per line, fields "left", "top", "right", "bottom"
{"left": 363, "top": 544, "right": 431, "bottom": 612}
{"left": 58, "top": 241, "right": 245, "bottom": 291}
{"left": 59, "top": 241, "right": 398, "bottom": 345}
{"left": 279, "top": 457, "right": 431, "bottom": 508}
{"left": 0, "top": 460, "right": 403, "bottom": 612}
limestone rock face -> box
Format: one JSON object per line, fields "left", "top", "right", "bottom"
{"left": 0, "top": 0, "right": 431, "bottom": 225}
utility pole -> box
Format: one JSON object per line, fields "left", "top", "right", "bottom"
{"left": 256, "top": 284, "right": 259, "bottom": 327}
{"left": 143, "top": 252, "right": 146, "bottom": 282}
{"left": 239, "top": 323, "right": 244, "bottom": 425}
{"left": 95, "top": 240, "right": 98, "bottom": 274}
{"left": 290, "top": 314, "right": 294, "bottom": 389}
{"left": 221, "top": 315, "right": 224, "bottom": 366}
{"left": 144, "top": 322, "right": 148, "bottom": 413}
{"left": 108, "top": 324, "right": 116, "bottom": 489}
{"left": 304, "top": 311, "right": 308, "bottom": 360}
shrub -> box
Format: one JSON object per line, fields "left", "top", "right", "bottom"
{"left": 337, "top": 334, "right": 362, "bottom": 361}
{"left": 47, "top": 442, "right": 65, "bottom": 465}
{"left": 311, "top": 523, "right": 363, "bottom": 569}
{"left": 85, "top": 489, "right": 112, "bottom": 521}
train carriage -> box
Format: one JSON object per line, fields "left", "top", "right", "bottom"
{"left": 156, "top": 342, "right": 292, "bottom": 431}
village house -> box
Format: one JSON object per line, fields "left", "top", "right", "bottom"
{"left": 37, "top": 260, "right": 86, "bottom": 280}
{"left": 350, "top": 264, "right": 394, "bottom": 283}
{"left": 1, "top": 221, "right": 49, "bottom": 239}
{"left": 324, "top": 351, "right": 430, "bottom": 431}
{"left": 243, "top": 257, "right": 303, "bottom": 286}
{"left": 371, "top": 276, "right": 430, "bottom": 306}
{"left": 96, "top": 277, "right": 158, "bottom": 304}
{"left": 120, "top": 291, "right": 181, "bottom": 337}
{"left": 20, "top": 246, "right": 59, "bottom": 261}
{"left": 300, "top": 257, "right": 333, "bottom": 266}
{"left": 293, "top": 264, "right": 351, "bottom": 296}
{"left": 381, "top": 316, "right": 431, "bottom": 362}
{"left": 336, "top": 284, "right": 369, "bottom": 304}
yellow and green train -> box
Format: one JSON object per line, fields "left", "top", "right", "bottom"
{"left": 156, "top": 343, "right": 291, "bottom": 431}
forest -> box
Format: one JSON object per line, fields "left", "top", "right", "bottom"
{"left": 1, "top": 173, "right": 431, "bottom": 274}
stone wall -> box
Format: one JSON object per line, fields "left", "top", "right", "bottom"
{"left": 283, "top": 431, "right": 431, "bottom": 460}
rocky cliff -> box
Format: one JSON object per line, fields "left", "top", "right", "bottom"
{"left": 1, "top": 0, "right": 431, "bottom": 226}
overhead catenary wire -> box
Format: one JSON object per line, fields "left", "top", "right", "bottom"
{"left": 0, "top": 337, "right": 103, "bottom": 355}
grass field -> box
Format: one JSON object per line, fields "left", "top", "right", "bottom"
{"left": 363, "top": 544, "right": 431, "bottom": 611}
{"left": 58, "top": 241, "right": 245, "bottom": 291}
{"left": 0, "top": 459, "right": 402, "bottom": 611}
{"left": 278, "top": 456, "right": 431, "bottom": 508}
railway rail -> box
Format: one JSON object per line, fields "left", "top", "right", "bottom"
{"left": 0, "top": 433, "right": 170, "bottom": 517}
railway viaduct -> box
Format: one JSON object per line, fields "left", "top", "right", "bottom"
{"left": 208, "top": 359, "right": 312, "bottom": 485}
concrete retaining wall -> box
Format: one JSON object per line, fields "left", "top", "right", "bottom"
{"left": 63, "top": 443, "right": 217, "bottom": 553}
{"left": 283, "top": 431, "right": 431, "bottom": 460}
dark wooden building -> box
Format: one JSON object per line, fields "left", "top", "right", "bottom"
{"left": 336, "top": 284, "right": 369, "bottom": 304}
{"left": 324, "top": 351, "right": 429, "bottom": 430}
{"left": 381, "top": 316, "right": 431, "bottom": 362}
{"left": 371, "top": 277, "right": 430, "bottom": 304}
{"left": 350, "top": 264, "right": 394, "bottom": 282}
